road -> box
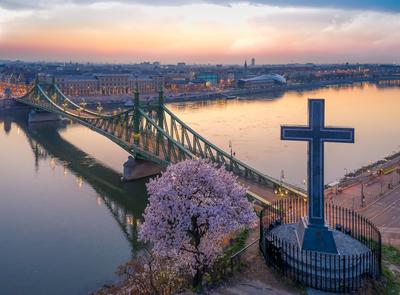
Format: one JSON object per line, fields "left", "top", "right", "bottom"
{"left": 328, "top": 162, "right": 400, "bottom": 246}
{"left": 358, "top": 185, "right": 400, "bottom": 246}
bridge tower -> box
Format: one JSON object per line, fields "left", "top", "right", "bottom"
{"left": 123, "top": 82, "right": 163, "bottom": 180}
{"left": 28, "top": 76, "right": 61, "bottom": 123}
{"left": 133, "top": 81, "right": 140, "bottom": 145}
{"left": 157, "top": 83, "right": 164, "bottom": 129}
{"left": 155, "top": 84, "right": 164, "bottom": 157}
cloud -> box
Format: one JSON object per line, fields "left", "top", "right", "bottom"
{"left": 1, "top": 0, "right": 399, "bottom": 12}
{"left": 0, "top": 1, "right": 399, "bottom": 63}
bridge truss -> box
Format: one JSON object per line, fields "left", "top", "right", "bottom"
{"left": 16, "top": 82, "right": 306, "bottom": 201}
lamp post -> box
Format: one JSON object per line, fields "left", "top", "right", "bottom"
{"left": 62, "top": 99, "right": 68, "bottom": 111}
{"left": 379, "top": 168, "right": 384, "bottom": 196}
{"left": 274, "top": 170, "right": 287, "bottom": 197}
{"left": 229, "top": 140, "right": 233, "bottom": 171}
{"left": 96, "top": 102, "right": 103, "bottom": 114}
{"left": 79, "top": 99, "right": 87, "bottom": 110}
{"left": 360, "top": 168, "right": 366, "bottom": 208}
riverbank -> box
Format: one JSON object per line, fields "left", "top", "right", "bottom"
{"left": 72, "top": 80, "right": 366, "bottom": 105}
{"left": 165, "top": 76, "right": 400, "bottom": 103}
{"left": 4, "top": 76, "right": 399, "bottom": 110}
{"left": 0, "top": 98, "right": 30, "bottom": 112}
{"left": 52, "top": 76, "right": 400, "bottom": 107}
{"left": 330, "top": 150, "right": 400, "bottom": 196}
{"left": 326, "top": 150, "right": 400, "bottom": 247}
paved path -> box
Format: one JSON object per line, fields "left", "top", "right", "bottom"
{"left": 206, "top": 229, "right": 300, "bottom": 295}
{"left": 210, "top": 279, "right": 296, "bottom": 295}
{"left": 240, "top": 179, "right": 279, "bottom": 204}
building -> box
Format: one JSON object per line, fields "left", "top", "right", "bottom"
{"left": 196, "top": 72, "right": 218, "bottom": 86}
{"left": 251, "top": 58, "right": 255, "bottom": 66}
{"left": 54, "top": 74, "right": 165, "bottom": 97}
{"left": 55, "top": 76, "right": 99, "bottom": 96}
{"left": 129, "top": 77, "right": 163, "bottom": 94}
{"left": 238, "top": 74, "right": 286, "bottom": 89}
{"left": 0, "top": 81, "right": 29, "bottom": 98}
{"left": 95, "top": 74, "right": 130, "bottom": 95}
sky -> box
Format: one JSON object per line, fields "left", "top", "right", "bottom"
{"left": 0, "top": 0, "right": 399, "bottom": 64}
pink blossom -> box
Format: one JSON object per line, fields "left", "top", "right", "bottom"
{"left": 139, "top": 160, "right": 257, "bottom": 281}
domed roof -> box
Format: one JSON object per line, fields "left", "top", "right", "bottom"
{"left": 240, "top": 74, "right": 286, "bottom": 84}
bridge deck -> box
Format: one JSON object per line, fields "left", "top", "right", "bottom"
{"left": 240, "top": 178, "right": 278, "bottom": 204}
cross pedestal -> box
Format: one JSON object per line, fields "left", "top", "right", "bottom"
{"left": 296, "top": 216, "right": 337, "bottom": 253}
{"left": 281, "top": 99, "right": 354, "bottom": 253}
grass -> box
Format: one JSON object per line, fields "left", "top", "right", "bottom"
{"left": 224, "top": 229, "right": 249, "bottom": 257}
{"left": 381, "top": 245, "right": 400, "bottom": 295}
{"left": 204, "top": 229, "right": 249, "bottom": 285}
{"left": 380, "top": 266, "right": 400, "bottom": 295}
{"left": 382, "top": 245, "right": 400, "bottom": 265}
{"left": 366, "top": 245, "right": 400, "bottom": 295}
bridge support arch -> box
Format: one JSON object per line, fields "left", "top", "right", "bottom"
{"left": 28, "top": 109, "right": 61, "bottom": 123}
{"left": 122, "top": 156, "right": 163, "bottom": 181}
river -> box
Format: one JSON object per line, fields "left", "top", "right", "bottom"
{"left": 0, "top": 82, "right": 399, "bottom": 294}
{"left": 169, "top": 83, "right": 400, "bottom": 187}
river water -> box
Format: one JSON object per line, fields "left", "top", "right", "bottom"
{"left": 169, "top": 83, "right": 400, "bottom": 187}
{"left": 0, "top": 82, "right": 399, "bottom": 294}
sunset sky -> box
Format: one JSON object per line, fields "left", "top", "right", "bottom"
{"left": 0, "top": 0, "right": 399, "bottom": 64}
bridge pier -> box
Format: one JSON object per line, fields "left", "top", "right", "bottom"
{"left": 28, "top": 109, "right": 61, "bottom": 123}
{"left": 123, "top": 156, "right": 163, "bottom": 181}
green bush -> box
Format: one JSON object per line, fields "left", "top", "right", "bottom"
{"left": 206, "top": 229, "right": 249, "bottom": 284}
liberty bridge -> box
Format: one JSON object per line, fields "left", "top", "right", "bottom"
{"left": 14, "top": 79, "right": 307, "bottom": 205}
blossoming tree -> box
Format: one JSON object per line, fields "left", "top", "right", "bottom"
{"left": 139, "top": 160, "right": 257, "bottom": 287}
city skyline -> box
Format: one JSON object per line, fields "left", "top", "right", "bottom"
{"left": 0, "top": 1, "right": 400, "bottom": 64}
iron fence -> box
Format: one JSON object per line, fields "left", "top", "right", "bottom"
{"left": 259, "top": 198, "right": 381, "bottom": 293}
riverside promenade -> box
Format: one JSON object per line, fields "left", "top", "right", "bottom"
{"left": 327, "top": 154, "right": 400, "bottom": 246}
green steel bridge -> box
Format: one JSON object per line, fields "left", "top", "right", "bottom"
{"left": 15, "top": 81, "right": 306, "bottom": 205}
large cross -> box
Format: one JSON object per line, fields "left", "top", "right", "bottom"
{"left": 281, "top": 99, "right": 354, "bottom": 251}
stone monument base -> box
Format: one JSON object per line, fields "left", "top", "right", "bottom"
{"left": 268, "top": 223, "right": 372, "bottom": 292}
{"left": 296, "top": 217, "right": 338, "bottom": 254}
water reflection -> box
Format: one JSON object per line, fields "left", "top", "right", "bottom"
{"left": 1, "top": 110, "right": 154, "bottom": 293}
{"left": 1, "top": 111, "right": 148, "bottom": 252}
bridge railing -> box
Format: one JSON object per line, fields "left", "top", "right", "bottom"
{"left": 53, "top": 84, "right": 120, "bottom": 118}
{"left": 138, "top": 109, "right": 196, "bottom": 163}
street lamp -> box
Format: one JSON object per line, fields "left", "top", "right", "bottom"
{"left": 79, "top": 99, "right": 87, "bottom": 110}
{"left": 274, "top": 169, "right": 287, "bottom": 198}
{"left": 360, "top": 169, "right": 366, "bottom": 208}
{"left": 62, "top": 99, "right": 68, "bottom": 111}
{"left": 96, "top": 102, "right": 103, "bottom": 114}
{"left": 229, "top": 140, "right": 234, "bottom": 171}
